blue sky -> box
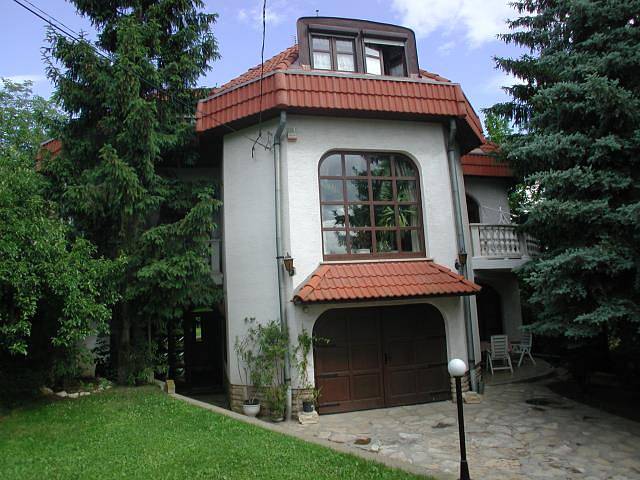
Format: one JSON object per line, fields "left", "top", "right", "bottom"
{"left": 1, "top": 0, "right": 524, "bottom": 128}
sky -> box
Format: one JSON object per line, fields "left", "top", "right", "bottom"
{"left": 1, "top": 0, "right": 524, "bottom": 129}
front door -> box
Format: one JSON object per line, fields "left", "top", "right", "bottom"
{"left": 183, "top": 310, "right": 224, "bottom": 390}
{"left": 314, "top": 304, "right": 450, "bottom": 414}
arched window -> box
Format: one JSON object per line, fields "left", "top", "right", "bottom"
{"left": 319, "top": 152, "right": 425, "bottom": 259}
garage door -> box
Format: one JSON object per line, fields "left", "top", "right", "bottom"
{"left": 313, "top": 304, "right": 450, "bottom": 414}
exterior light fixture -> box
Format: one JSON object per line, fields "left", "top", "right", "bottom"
{"left": 448, "top": 358, "right": 471, "bottom": 480}
{"left": 455, "top": 251, "right": 468, "bottom": 271}
{"left": 283, "top": 253, "right": 295, "bottom": 276}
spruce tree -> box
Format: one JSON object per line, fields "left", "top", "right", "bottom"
{"left": 42, "top": 1, "right": 221, "bottom": 383}
{"left": 491, "top": 1, "right": 640, "bottom": 360}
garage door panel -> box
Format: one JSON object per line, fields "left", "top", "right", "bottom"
{"left": 386, "top": 340, "right": 414, "bottom": 366}
{"left": 351, "top": 374, "right": 383, "bottom": 400}
{"left": 351, "top": 344, "right": 381, "bottom": 371}
{"left": 416, "top": 367, "right": 449, "bottom": 395}
{"left": 317, "top": 376, "right": 351, "bottom": 403}
{"left": 388, "top": 369, "right": 417, "bottom": 396}
{"left": 415, "top": 338, "right": 447, "bottom": 364}
{"left": 319, "top": 346, "right": 350, "bottom": 372}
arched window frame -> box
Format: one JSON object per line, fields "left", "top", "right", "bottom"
{"left": 318, "top": 151, "right": 426, "bottom": 260}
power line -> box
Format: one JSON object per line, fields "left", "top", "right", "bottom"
{"left": 10, "top": 0, "right": 272, "bottom": 151}
{"left": 252, "top": 0, "right": 268, "bottom": 158}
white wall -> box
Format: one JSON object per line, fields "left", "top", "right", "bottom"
{"left": 222, "top": 119, "right": 281, "bottom": 384}
{"left": 223, "top": 114, "right": 474, "bottom": 385}
{"left": 464, "top": 176, "right": 512, "bottom": 224}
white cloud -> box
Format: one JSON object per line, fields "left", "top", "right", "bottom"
{"left": 237, "top": 2, "right": 286, "bottom": 29}
{"left": 3, "top": 74, "right": 46, "bottom": 84}
{"left": 391, "top": 0, "right": 517, "bottom": 48}
{"left": 437, "top": 40, "right": 456, "bottom": 55}
{"left": 485, "top": 71, "right": 526, "bottom": 95}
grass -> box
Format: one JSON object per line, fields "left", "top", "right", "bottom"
{"left": 0, "top": 386, "right": 430, "bottom": 480}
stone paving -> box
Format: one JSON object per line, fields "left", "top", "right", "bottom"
{"left": 280, "top": 380, "right": 640, "bottom": 479}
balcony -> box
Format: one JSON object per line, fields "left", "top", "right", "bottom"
{"left": 469, "top": 224, "right": 539, "bottom": 270}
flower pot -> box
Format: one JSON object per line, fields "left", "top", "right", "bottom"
{"left": 270, "top": 416, "right": 285, "bottom": 423}
{"left": 302, "top": 400, "right": 315, "bottom": 413}
{"left": 242, "top": 401, "right": 260, "bottom": 417}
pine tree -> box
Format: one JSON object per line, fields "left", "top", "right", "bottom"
{"left": 42, "top": 1, "right": 221, "bottom": 383}
{"left": 490, "top": 1, "right": 640, "bottom": 359}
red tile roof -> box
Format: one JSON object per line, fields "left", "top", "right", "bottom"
{"left": 293, "top": 260, "right": 480, "bottom": 304}
{"left": 461, "top": 142, "right": 513, "bottom": 178}
{"left": 197, "top": 45, "right": 485, "bottom": 152}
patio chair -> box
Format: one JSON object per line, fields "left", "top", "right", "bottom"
{"left": 486, "top": 334, "right": 513, "bottom": 375}
{"left": 512, "top": 332, "right": 536, "bottom": 367}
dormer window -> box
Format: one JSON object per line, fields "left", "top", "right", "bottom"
{"left": 311, "top": 35, "right": 356, "bottom": 72}
{"left": 364, "top": 39, "right": 407, "bottom": 77}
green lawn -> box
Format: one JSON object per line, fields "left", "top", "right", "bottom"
{"left": 0, "top": 386, "right": 429, "bottom": 479}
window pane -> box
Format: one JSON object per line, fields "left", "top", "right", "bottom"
{"left": 398, "top": 205, "right": 419, "bottom": 226}
{"left": 345, "top": 154, "right": 367, "bottom": 176}
{"left": 336, "top": 54, "right": 355, "bottom": 72}
{"left": 348, "top": 205, "right": 371, "bottom": 227}
{"left": 350, "top": 230, "right": 372, "bottom": 254}
{"left": 366, "top": 56, "right": 382, "bottom": 75}
{"left": 376, "top": 231, "right": 398, "bottom": 253}
{"left": 312, "top": 37, "right": 330, "bottom": 50}
{"left": 335, "top": 39, "right": 354, "bottom": 53}
{"left": 346, "top": 179, "right": 369, "bottom": 201}
{"left": 374, "top": 205, "right": 395, "bottom": 227}
{"left": 396, "top": 180, "right": 417, "bottom": 202}
{"left": 322, "top": 204, "right": 345, "bottom": 228}
{"left": 401, "top": 229, "right": 421, "bottom": 252}
{"left": 323, "top": 230, "right": 347, "bottom": 255}
{"left": 372, "top": 180, "right": 393, "bottom": 201}
{"left": 319, "top": 154, "right": 342, "bottom": 176}
{"left": 370, "top": 155, "right": 391, "bottom": 176}
{"left": 320, "top": 179, "right": 343, "bottom": 201}
{"left": 365, "top": 45, "right": 381, "bottom": 57}
{"left": 313, "top": 51, "right": 331, "bottom": 70}
{"left": 395, "top": 156, "right": 417, "bottom": 177}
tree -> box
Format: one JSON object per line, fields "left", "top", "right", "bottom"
{"left": 0, "top": 79, "right": 116, "bottom": 360}
{"left": 483, "top": 111, "right": 511, "bottom": 145}
{"left": 489, "top": 2, "right": 640, "bottom": 358}
{"left": 41, "top": 1, "right": 221, "bottom": 383}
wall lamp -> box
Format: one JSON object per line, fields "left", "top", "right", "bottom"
{"left": 283, "top": 253, "right": 295, "bottom": 276}
{"left": 455, "top": 251, "right": 468, "bottom": 271}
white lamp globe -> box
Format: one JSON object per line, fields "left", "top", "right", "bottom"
{"left": 448, "top": 358, "right": 467, "bottom": 377}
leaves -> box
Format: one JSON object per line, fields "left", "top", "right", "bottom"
{"left": 491, "top": 1, "right": 640, "bottom": 344}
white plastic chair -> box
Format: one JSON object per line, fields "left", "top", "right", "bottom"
{"left": 487, "top": 334, "right": 513, "bottom": 374}
{"left": 512, "top": 332, "right": 536, "bottom": 367}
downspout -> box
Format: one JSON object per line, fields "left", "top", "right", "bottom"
{"left": 273, "top": 111, "right": 292, "bottom": 420}
{"left": 446, "top": 118, "right": 478, "bottom": 392}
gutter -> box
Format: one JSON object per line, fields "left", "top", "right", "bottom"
{"left": 272, "top": 111, "right": 293, "bottom": 420}
{"left": 446, "top": 118, "right": 478, "bottom": 392}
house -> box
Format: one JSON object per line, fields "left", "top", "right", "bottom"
{"left": 188, "top": 17, "right": 535, "bottom": 415}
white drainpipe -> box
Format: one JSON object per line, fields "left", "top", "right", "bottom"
{"left": 446, "top": 118, "right": 478, "bottom": 391}
{"left": 272, "top": 111, "right": 292, "bottom": 419}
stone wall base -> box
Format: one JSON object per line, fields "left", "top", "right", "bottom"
{"left": 449, "top": 362, "right": 483, "bottom": 401}
{"left": 229, "top": 384, "right": 314, "bottom": 419}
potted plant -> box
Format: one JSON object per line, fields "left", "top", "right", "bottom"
{"left": 234, "top": 318, "right": 262, "bottom": 417}
{"left": 293, "top": 330, "right": 328, "bottom": 413}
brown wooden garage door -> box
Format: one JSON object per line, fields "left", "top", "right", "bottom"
{"left": 313, "top": 304, "right": 450, "bottom": 414}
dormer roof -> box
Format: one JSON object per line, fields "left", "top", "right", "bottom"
{"left": 196, "top": 20, "right": 485, "bottom": 153}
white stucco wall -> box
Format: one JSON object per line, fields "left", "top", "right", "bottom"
{"left": 222, "top": 119, "right": 281, "bottom": 384}
{"left": 222, "top": 115, "right": 477, "bottom": 386}
{"left": 464, "top": 176, "right": 512, "bottom": 224}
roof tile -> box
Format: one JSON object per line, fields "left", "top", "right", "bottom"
{"left": 293, "top": 260, "right": 480, "bottom": 303}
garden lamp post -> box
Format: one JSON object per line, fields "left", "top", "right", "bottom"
{"left": 448, "top": 358, "right": 471, "bottom": 480}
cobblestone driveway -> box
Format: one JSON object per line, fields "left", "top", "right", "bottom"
{"left": 281, "top": 380, "right": 640, "bottom": 479}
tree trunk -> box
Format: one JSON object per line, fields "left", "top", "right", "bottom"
{"left": 117, "top": 301, "right": 131, "bottom": 384}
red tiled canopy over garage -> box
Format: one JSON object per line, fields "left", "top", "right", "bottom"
{"left": 293, "top": 260, "right": 481, "bottom": 304}
{"left": 196, "top": 45, "right": 485, "bottom": 153}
